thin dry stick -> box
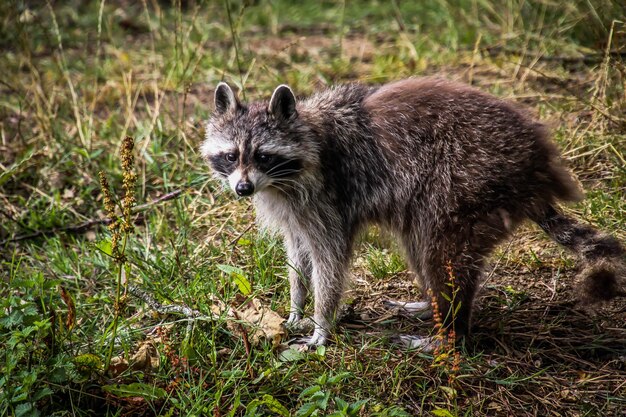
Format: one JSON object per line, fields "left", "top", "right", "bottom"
{"left": 231, "top": 309, "right": 254, "bottom": 379}
{"left": 0, "top": 189, "right": 184, "bottom": 245}
{"left": 127, "top": 284, "right": 204, "bottom": 318}
{"left": 130, "top": 284, "right": 253, "bottom": 379}
{"left": 229, "top": 223, "right": 254, "bottom": 246}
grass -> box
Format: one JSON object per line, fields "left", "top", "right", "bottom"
{"left": 1, "top": 0, "right": 625, "bottom": 416}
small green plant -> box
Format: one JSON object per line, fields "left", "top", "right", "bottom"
{"left": 0, "top": 265, "right": 75, "bottom": 417}
{"left": 366, "top": 246, "right": 406, "bottom": 280}
{"left": 294, "top": 372, "right": 367, "bottom": 417}
{"left": 500, "top": 285, "right": 529, "bottom": 310}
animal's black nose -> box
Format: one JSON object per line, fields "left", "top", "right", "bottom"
{"left": 235, "top": 181, "right": 254, "bottom": 196}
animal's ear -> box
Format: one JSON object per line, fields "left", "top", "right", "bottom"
{"left": 268, "top": 85, "right": 297, "bottom": 121}
{"left": 214, "top": 82, "right": 239, "bottom": 115}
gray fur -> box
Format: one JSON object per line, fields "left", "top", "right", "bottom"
{"left": 201, "top": 77, "right": 626, "bottom": 347}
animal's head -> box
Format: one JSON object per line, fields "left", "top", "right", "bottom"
{"left": 201, "top": 82, "right": 316, "bottom": 197}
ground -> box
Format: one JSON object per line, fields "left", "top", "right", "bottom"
{"left": 0, "top": 1, "right": 625, "bottom": 416}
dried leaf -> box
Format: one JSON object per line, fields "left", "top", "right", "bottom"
{"left": 62, "top": 188, "right": 75, "bottom": 200}
{"left": 130, "top": 340, "right": 160, "bottom": 371}
{"left": 108, "top": 356, "right": 129, "bottom": 378}
{"left": 230, "top": 298, "right": 286, "bottom": 346}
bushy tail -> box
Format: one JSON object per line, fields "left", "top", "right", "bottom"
{"left": 532, "top": 205, "right": 626, "bottom": 303}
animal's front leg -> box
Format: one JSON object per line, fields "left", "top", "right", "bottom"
{"left": 305, "top": 249, "right": 349, "bottom": 347}
{"left": 284, "top": 234, "right": 311, "bottom": 324}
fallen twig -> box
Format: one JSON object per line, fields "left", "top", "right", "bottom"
{"left": 0, "top": 189, "right": 184, "bottom": 245}
{"left": 132, "top": 189, "right": 184, "bottom": 212}
{"left": 231, "top": 309, "right": 254, "bottom": 378}
{"left": 128, "top": 284, "right": 206, "bottom": 319}
{"left": 229, "top": 223, "right": 254, "bottom": 246}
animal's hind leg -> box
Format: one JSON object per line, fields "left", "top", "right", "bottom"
{"left": 396, "top": 256, "right": 483, "bottom": 350}
{"left": 384, "top": 233, "right": 434, "bottom": 320}
{"left": 429, "top": 258, "right": 482, "bottom": 339}
{"left": 394, "top": 218, "right": 508, "bottom": 351}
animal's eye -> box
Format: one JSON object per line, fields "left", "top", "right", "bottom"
{"left": 225, "top": 152, "right": 238, "bottom": 162}
{"left": 257, "top": 154, "right": 272, "bottom": 163}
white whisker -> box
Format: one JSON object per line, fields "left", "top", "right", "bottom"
{"left": 270, "top": 178, "right": 310, "bottom": 203}
{"left": 269, "top": 169, "right": 302, "bottom": 177}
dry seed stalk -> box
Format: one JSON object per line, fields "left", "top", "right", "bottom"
{"left": 120, "top": 136, "right": 136, "bottom": 235}
{"left": 99, "top": 136, "right": 138, "bottom": 369}
{"left": 99, "top": 170, "right": 122, "bottom": 262}
{"left": 429, "top": 261, "right": 463, "bottom": 387}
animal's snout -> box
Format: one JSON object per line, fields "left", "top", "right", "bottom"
{"left": 235, "top": 180, "right": 255, "bottom": 196}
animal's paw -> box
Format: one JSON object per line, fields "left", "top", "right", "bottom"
{"left": 383, "top": 299, "right": 433, "bottom": 319}
{"left": 290, "top": 328, "right": 328, "bottom": 351}
{"left": 284, "top": 316, "right": 315, "bottom": 335}
{"left": 305, "top": 329, "right": 328, "bottom": 346}
{"left": 392, "top": 335, "right": 441, "bottom": 353}
{"left": 286, "top": 312, "right": 302, "bottom": 324}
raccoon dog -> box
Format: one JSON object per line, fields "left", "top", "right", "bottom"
{"left": 201, "top": 77, "right": 625, "bottom": 349}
